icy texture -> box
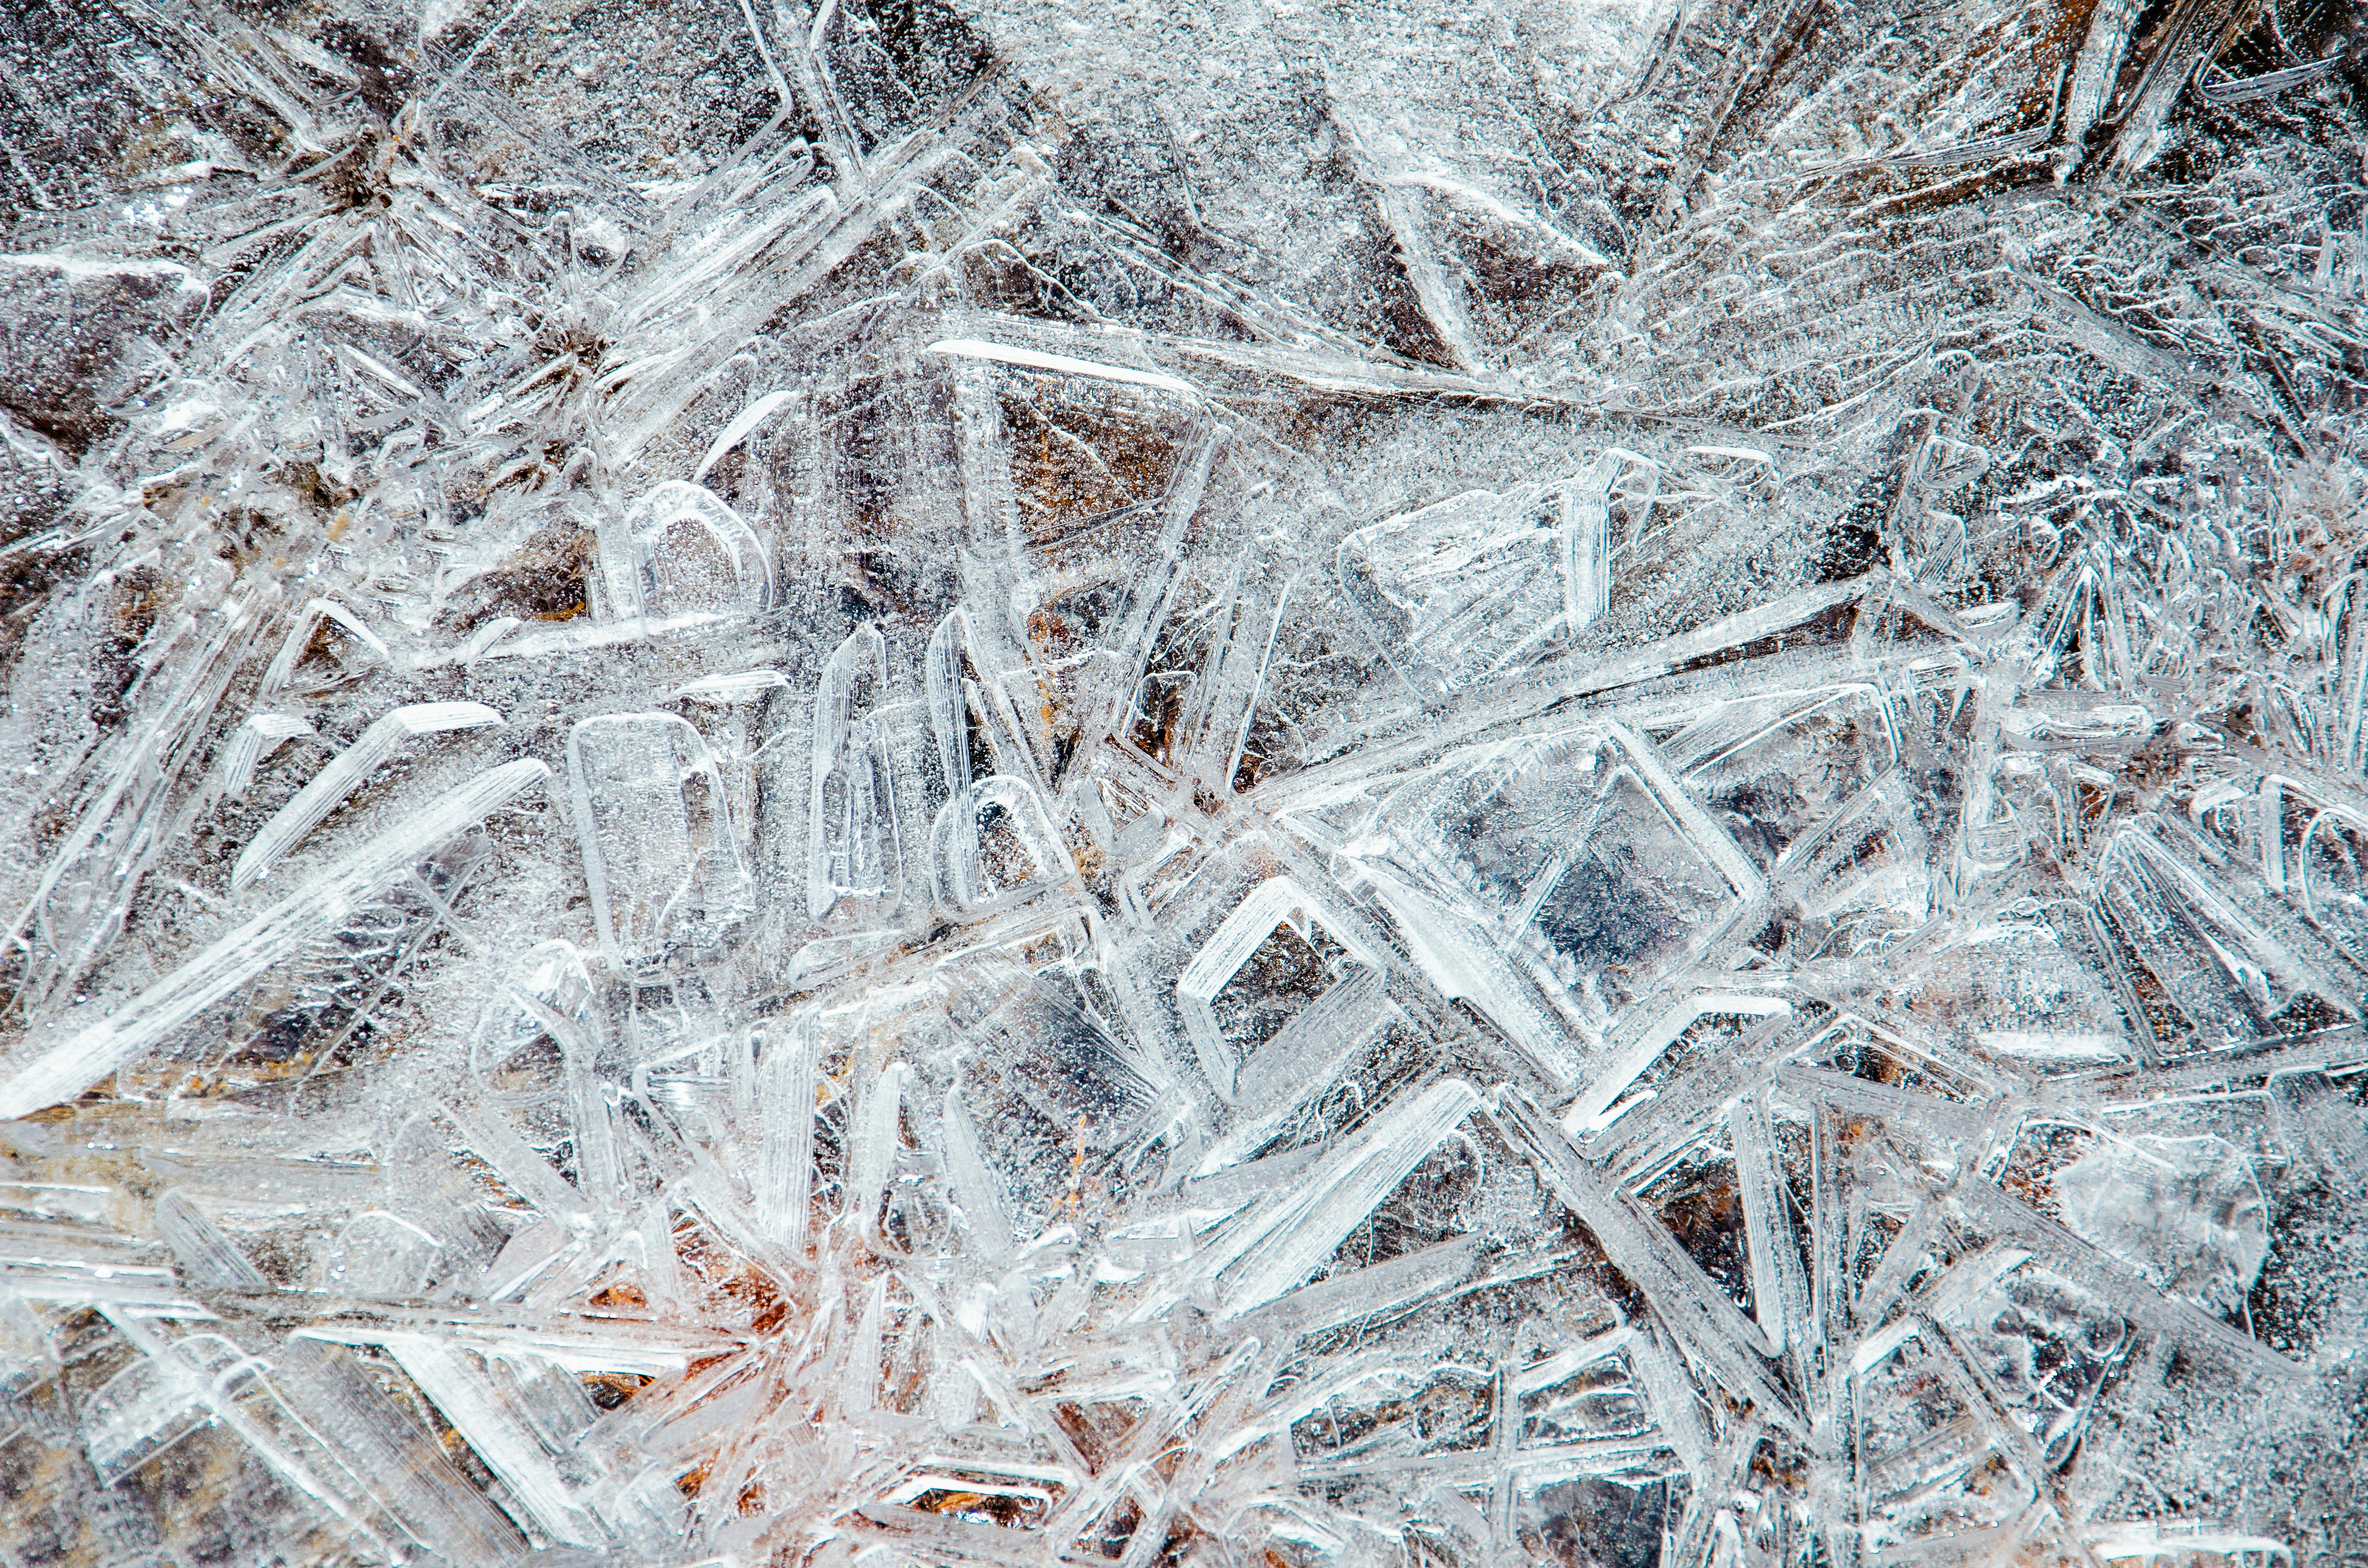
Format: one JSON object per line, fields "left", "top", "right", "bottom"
{"left": 2, "top": 0, "right": 2368, "bottom": 1565}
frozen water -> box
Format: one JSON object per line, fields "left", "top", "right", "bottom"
{"left": 1, "top": 0, "right": 2367, "bottom": 1564}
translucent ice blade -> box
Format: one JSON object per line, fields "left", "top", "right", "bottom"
{"left": 1242, "top": 1234, "right": 1482, "bottom": 1335}
{"left": 1336, "top": 484, "right": 1580, "bottom": 692}
{"left": 1731, "top": 1089, "right": 1807, "bottom": 1359}
{"left": 152, "top": 1189, "right": 269, "bottom": 1290}
{"left": 561, "top": 1019, "right": 621, "bottom": 1227}
{"left": 259, "top": 597, "right": 391, "bottom": 695}
{"left": 1562, "top": 991, "right": 1794, "bottom": 1137}
{"left": 567, "top": 711, "right": 752, "bottom": 968}
{"left": 841, "top": 1274, "right": 888, "bottom": 1417}
{"left": 692, "top": 388, "right": 801, "bottom": 484}
{"left": 83, "top": 1353, "right": 211, "bottom": 1482}
{"left": 0, "top": 759, "right": 550, "bottom": 1119}
{"left": 478, "top": 1218, "right": 579, "bottom": 1304}
{"left": 808, "top": 624, "right": 904, "bottom": 922}
{"left": 2053, "top": 0, "right": 2140, "bottom": 174}
{"left": 232, "top": 701, "right": 503, "bottom": 892}
{"left": 383, "top": 1334, "right": 608, "bottom": 1547}
{"left": 844, "top": 1060, "right": 911, "bottom": 1254}
{"left": 0, "top": 1216, "right": 192, "bottom": 1311}
{"left": 1381, "top": 723, "right": 1770, "bottom": 1031}
{"left": 270, "top": 1336, "right": 531, "bottom": 1566}
{"left": 756, "top": 1017, "right": 820, "bottom": 1250}
{"left": 2084, "top": 1525, "right": 2298, "bottom": 1567}
{"left": 670, "top": 668, "right": 789, "bottom": 703}
{"left": 925, "top": 338, "right": 1200, "bottom": 395}
{"left": 1584, "top": 1011, "right": 1803, "bottom": 1188}
{"left": 941, "top": 1083, "right": 1015, "bottom": 1264}
{"left": 1195, "top": 1076, "right": 1480, "bottom": 1316}
{"left": 1491, "top": 1085, "right": 1803, "bottom": 1433}
{"left": 930, "top": 774, "right": 1074, "bottom": 915}
{"left": 925, "top": 608, "right": 977, "bottom": 795}
{"left": 1852, "top": 1318, "right": 2038, "bottom": 1549}
{"left": 1227, "top": 965, "right": 1390, "bottom": 1126}
{"left": 2270, "top": 1070, "right": 2368, "bottom": 1201}
{"left": 5, "top": 586, "right": 277, "bottom": 1019}
{"left": 2096, "top": 821, "right": 2360, "bottom": 1048}
{"left": 441, "top": 1095, "right": 594, "bottom": 1227}
{"left": 297, "top": 1310, "right": 739, "bottom": 1378}
{"left": 99, "top": 1312, "right": 403, "bottom": 1560}
{"left": 218, "top": 711, "right": 315, "bottom": 800}
{"left": 1952, "top": 1175, "right": 2303, "bottom": 1384}
{"left": 1558, "top": 451, "right": 1627, "bottom": 635}
{"left": 321, "top": 1211, "right": 442, "bottom": 1298}
{"left": 1360, "top": 863, "right": 1581, "bottom": 1085}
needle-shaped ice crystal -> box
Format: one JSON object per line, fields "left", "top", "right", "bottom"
{"left": 0, "top": 760, "right": 550, "bottom": 1118}
{"left": 232, "top": 701, "right": 503, "bottom": 891}
{"left": 808, "top": 624, "right": 903, "bottom": 922}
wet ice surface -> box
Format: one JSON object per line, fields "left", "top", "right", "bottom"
{"left": 1, "top": 0, "right": 2367, "bottom": 1564}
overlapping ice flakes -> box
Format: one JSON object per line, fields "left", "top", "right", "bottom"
{"left": 1, "top": 0, "right": 2367, "bottom": 1562}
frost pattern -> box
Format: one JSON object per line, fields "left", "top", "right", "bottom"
{"left": 0, "top": 0, "right": 2366, "bottom": 1564}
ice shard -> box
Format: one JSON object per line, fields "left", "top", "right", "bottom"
{"left": 567, "top": 713, "right": 752, "bottom": 970}
{"left": 232, "top": 700, "right": 504, "bottom": 891}
{"left": 807, "top": 624, "right": 904, "bottom": 924}
{"left": 0, "top": 0, "right": 2362, "bottom": 1563}
{"left": 0, "top": 760, "right": 549, "bottom": 1117}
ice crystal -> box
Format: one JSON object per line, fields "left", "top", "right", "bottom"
{"left": 0, "top": 0, "right": 2366, "bottom": 1564}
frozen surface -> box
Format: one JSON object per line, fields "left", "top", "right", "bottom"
{"left": 1, "top": 0, "right": 2367, "bottom": 1564}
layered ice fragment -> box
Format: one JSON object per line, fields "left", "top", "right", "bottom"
{"left": 606, "top": 480, "right": 772, "bottom": 621}
{"left": 1375, "top": 724, "right": 1769, "bottom": 1036}
{"left": 1175, "top": 875, "right": 1388, "bottom": 1103}
{"left": 2055, "top": 1131, "right": 2269, "bottom": 1314}
{"left": 566, "top": 713, "right": 752, "bottom": 968}
{"left": 0, "top": 760, "right": 551, "bottom": 1117}
{"left": 1337, "top": 452, "right": 1647, "bottom": 692}
{"left": 233, "top": 701, "right": 503, "bottom": 891}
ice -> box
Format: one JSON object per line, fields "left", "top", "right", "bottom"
{"left": 567, "top": 713, "right": 751, "bottom": 968}
{"left": 930, "top": 773, "right": 1072, "bottom": 914}
{"left": 232, "top": 700, "right": 504, "bottom": 891}
{"left": 807, "top": 624, "right": 904, "bottom": 924}
{"left": 608, "top": 481, "right": 772, "bottom": 621}
{"left": 0, "top": 257, "right": 208, "bottom": 443}
{"left": 0, "top": 759, "right": 548, "bottom": 1118}
{"left": 2055, "top": 1131, "right": 2270, "bottom": 1313}
{"left": 218, "top": 713, "right": 319, "bottom": 802}
{"left": 2, "top": 0, "right": 2367, "bottom": 1562}
{"left": 1336, "top": 453, "right": 1643, "bottom": 694}
{"left": 1173, "top": 876, "right": 1387, "bottom": 1104}
{"left": 1344, "top": 723, "right": 1773, "bottom": 1061}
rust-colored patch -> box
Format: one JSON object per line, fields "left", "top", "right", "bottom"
{"left": 437, "top": 521, "right": 597, "bottom": 633}
{"left": 1000, "top": 387, "right": 1183, "bottom": 546}
{"left": 1053, "top": 1398, "right": 1147, "bottom": 1473}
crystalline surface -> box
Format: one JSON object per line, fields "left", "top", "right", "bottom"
{"left": 2, "top": 0, "right": 2368, "bottom": 1565}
